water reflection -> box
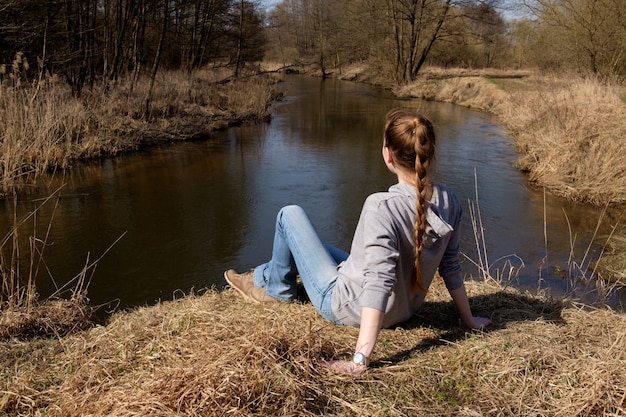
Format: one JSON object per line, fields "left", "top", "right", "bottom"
{"left": 0, "top": 75, "right": 619, "bottom": 312}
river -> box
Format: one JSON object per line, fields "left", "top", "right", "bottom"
{"left": 1, "top": 75, "right": 621, "bottom": 314}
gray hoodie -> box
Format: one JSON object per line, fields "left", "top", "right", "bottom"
{"left": 331, "top": 182, "right": 464, "bottom": 328}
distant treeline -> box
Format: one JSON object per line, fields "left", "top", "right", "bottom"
{"left": 264, "top": 0, "right": 626, "bottom": 84}
{"left": 1, "top": 0, "right": 625, "bottom": 96}
{"left": 0, "top": 0, "right": 267, "bottom": 94}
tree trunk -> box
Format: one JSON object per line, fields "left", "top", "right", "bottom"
{"left": 234, "top": 0, "right": 244, "bottom": 77}
{"left": 146, "top": 0, "right": 168, "bottom": 118}
{"left": 410, "top": 0, "right": 451, "bottom": 80}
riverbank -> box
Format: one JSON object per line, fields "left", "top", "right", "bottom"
{"left": 398, "top": 70, "right": 626, "bottom": 207}
{"left": 0, "top": 66, "right": 280, "bottom": 198}
{"left": 1, "top": 278, "right": 624, "bottom": 416}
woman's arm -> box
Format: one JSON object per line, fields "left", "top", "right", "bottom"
{"left": 448, "top": 284, "right": 492, "bottom": 329}
{"left": 355, "top": 306, "right": 385, "bottom": 357}
{"left": 321, "top": 306, "right": 384, "bottom": 375}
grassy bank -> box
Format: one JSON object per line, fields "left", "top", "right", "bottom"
{"left": 1, "top": 278, "right": 625, "bottom": 416}
{"left": 0, "top": 65, "right": 280, "bottom": 197}
{"left": 393, "top": 68, "right": 626, "bottom": 207}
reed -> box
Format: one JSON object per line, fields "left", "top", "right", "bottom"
{"left": 501, "top": 77, "right": 626, "bottom": 206}
{"left": 1, "top": 84, "right": 82, "bottom": 194}
{"left": 0, "top": 188, "right": 93, "bottom": 340}
{"left": 0, "top": 58, "right": 279, "bottom": 197}
{"left": 0, "top": 191, "right": 59, "bottom": 311}
{"left": 464, "top": 169, "right": 525, "bottom": 288}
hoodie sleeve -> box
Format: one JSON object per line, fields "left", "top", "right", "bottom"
{"left": 354, "top": 202, "right": 399, "bottom": 312}
{"left": 437, "top": 191, "right": 464, "bottom": 291}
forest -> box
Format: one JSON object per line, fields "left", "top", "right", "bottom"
{"left": 0, "top": 0, "right": 267, "bottom": 94}
{"left": 1, "top": 0, "right": 625, "bottom": 93}
{"left": 264, "top": 0, "right": 626, "bottom": 83}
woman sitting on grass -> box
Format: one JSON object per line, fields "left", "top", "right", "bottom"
{"left": 225, "top": 108, "right": 492, "bottom": 375}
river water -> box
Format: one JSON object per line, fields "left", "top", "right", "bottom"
{"left": 2, "top": 75, "right": 621, "bottom": 313}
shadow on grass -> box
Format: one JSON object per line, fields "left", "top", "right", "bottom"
{"left": 374, "top": 290, "right": 566, "bottom": 367}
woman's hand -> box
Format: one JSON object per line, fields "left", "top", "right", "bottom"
{"left": 458, "top": 316, "right": 492, "bottom": 329}
{"left": 319, "top": 359, "right": 367, "bottom": 376}
{"left": 449, "top": 286, "right": 492, "bottom": 330}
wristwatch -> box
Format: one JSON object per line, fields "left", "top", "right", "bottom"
{"left": 352, "top": 352, "right": 370, "bottom": 366}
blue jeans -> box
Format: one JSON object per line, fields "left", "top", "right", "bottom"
{"left": 254, "top": 205, "right": 348, "bottom": 324}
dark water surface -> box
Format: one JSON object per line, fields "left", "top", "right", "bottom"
{"left": 2, "top": 75, "right": 621, "bottom": 312}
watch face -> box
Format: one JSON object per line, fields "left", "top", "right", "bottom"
{"left": 353, "top": 352, "right": 366, "bottom": 365}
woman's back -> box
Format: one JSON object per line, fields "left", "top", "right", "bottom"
{"left": 332, "top": 182, "right": 462, "bottom": 328}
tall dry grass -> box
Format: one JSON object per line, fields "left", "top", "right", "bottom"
{"left": 0, "top": 189, "right": 63, "bottom": 312}
{"left": 0, "top": 76, "right": 93, "bottom": 194}
{"left": 501, "top": 78, "right": 626, "bottom": 206}
{"left": 397, "top": 70, "right": 626, "bottom": 206}
{"left": 492, "top": 76, "right": 626, "bottom": 286}
{"left": 0, "top": 188, "right": 94, "bottom": 340}
{"left": 0, "top": 58, "right": 279, "bottom": 197}
{"left": 1, "top": 279, "right": 624, "bottom": 416}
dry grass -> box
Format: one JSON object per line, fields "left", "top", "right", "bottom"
{"left": 397, "top": 75, "right": 511, "bottom": 113}
{"left": 0, "top": 298, "right": 92, "bottom": 340}
{"left": 0, "top": 278, "right": 624, "bottom": 416}
{"left": 0, "top": 188, "right": 95, "bottom": 344}
{"left": 501, "top": 77, "right": 626, "bottom": 206}
{"left": 0, "top": 81, "right": 96, "bottom": 192}
{"left": 396, "top": 69, "right": 626, "bottom": 206}
{"left": 0, "top": 63, "right": 279, "bottom": 197}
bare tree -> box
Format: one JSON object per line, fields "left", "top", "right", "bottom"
{"left": 463, "top": 1, "right": 506, "bottom": 67}
{"left": 234, "top": 0, "right": 245, "bottom": 76}
{"left": 145, "top": 0, "right": 168, "bottom": 116}
{"left": 524, "top": 0, "right": 626, "bottom": 82}
{"left": 228, "top": 0, "right": 267, "bottom": 74}
{"left": 383, "top": 0, "right": 453, "bottom": 82}
{"left": 0, "top": 0, "right": 266, "bottom": 92}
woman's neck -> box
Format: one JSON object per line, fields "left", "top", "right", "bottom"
{"left": 396, "top": 174, "right": 433, "bottom": 201}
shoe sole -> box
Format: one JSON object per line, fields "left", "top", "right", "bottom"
{"left": 223, "top": 270, "right": 260, "bottom": 304}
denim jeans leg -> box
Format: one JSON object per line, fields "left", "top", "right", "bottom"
{"left": 254, "top": 205, "right": 342, "bottom": 322}
{"left": 324, "top": 243, "right": 349, "bottom": 264}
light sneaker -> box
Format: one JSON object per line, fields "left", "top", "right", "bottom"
{"left": 223, "top": 269, "right": 279, "bottom": 304}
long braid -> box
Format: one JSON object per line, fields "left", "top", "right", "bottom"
{"left": 412, "top": 120, "right": 432, "bottom": 293}
{"left": 384, "top": 110, "right": 436, "bottom": 295}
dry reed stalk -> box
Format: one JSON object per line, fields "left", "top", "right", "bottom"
{"left": 0, "top": 64, "right": 279, "bottom": 197}
{"left": 0, "top": 82, "right": 99, "bottom": 194}
{"left": 1, "top": 278, "right": 624, "bottom": 416}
